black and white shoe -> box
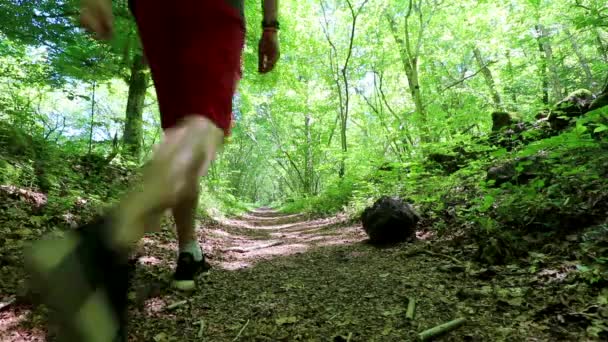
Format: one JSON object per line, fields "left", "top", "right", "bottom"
{"left": 172, "top": 252, "right": 211, "bottom": 291}
{"left": 25, "top": 216, "right": 133, "bottom": 342}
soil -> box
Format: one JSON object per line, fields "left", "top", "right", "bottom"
{"left": 0, "top": 208, "right": 603, "bottom": 341}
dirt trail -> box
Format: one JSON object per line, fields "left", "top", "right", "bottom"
{"left": 1, "top": 209, "right": 591, "bottom": 341}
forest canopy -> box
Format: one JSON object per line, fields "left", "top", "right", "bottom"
{"left": 1, "top": 0, "right": 607, "bottom": 205}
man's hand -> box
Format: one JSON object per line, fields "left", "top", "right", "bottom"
{"left": 258, "top": 29, "right": 279, "bottom": 74}
{"left": 80, "top": 0, "right": 114, "bottom": 40}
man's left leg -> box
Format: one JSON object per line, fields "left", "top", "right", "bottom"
{"left": 171, "top": 186, "right": 211, "bottom": 291}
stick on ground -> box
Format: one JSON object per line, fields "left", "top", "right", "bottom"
{"left": 232, "top": 319, "right": 250, "bottom": 341}
{"left": 197, "top": 319, "right": 205, "bottom": 338}
{"left": 406, "top": 297, "right": 416, "bottom": 320}
{"left": 166, "top": 300, "right": 188, "bottom": 310}
{"left": 0, "top": 296, "right": 16, "bottom": 312}
{"left": 418, "top": 317, "right": 466, "bottom": 341}
{"left": 420, "top": 250, "right": 464, "bottom": 265}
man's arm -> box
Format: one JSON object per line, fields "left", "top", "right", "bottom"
{"left": 262, "top": 0, "right": 278, "bottom": 25}
{"left": 259, "top": 0, "right": 280, "bottom": 73}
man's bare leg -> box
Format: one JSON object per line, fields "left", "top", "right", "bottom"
{"left": 24, "top": 116, "right": 223, "bottom": 341}
{"left": 174, "top": 191, "right": 199, "bottom": 250}
{"left": 110, "top": 116, "right": 224, "bottom": 252}
{"left": 172, "top": 188, "right": 207, "bottom": 290}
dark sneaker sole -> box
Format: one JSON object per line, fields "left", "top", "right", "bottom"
{"left": 25, "top": 219, "right": 130, "bottom": 342}
{"left": 171, "top": 279, "right": 197, "bottom": 291}
{"left": 171, "top": 258, "right": 211, "bottom": 292}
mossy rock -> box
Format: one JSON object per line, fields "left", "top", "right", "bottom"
{"left": 491, "top": 111, "right": 521, "bottom": 132}
{"left": 486, "top": 154, "right": 548, "bottom": 187}
{"left": 361, "top": 196, "right": 419, "bottom": 245}
{"left": 589, "top": 91, "right": 608, "bottom": 112}
{"left": 555, "top": 89, "right": 594, "bottom": 114}
{"left": 549, "top": 89, "right": 594, "bottom": 130}
{"left": 427, "top": 152, "right": 459, "bottom": 173}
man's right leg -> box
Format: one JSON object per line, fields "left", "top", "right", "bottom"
{"left": 24, "top": 116, "right": 224, "bottom": 342}
{"left": 24, "top": 0, "right": 244, "bottom": 339}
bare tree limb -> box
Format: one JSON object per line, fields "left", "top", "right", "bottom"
{"left": 441, "top": 61, "right": 496, "bottom": 91}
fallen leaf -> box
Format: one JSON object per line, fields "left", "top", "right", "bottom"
{"left": 276, "top": 316, "right": 298, "bottom": 325}
{"left": 381, "top": 308, "right": 404, "bottom": 316}
{"left": 153, "top": 333, "right": 167, "bottom": 342}
{"left": 16, "top": 228, "right": 32, "bottom": 236}
{"left": 505, "top": 297, "right": 524, "bottom": 306}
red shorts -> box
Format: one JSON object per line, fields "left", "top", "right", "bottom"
{"left": 131, "top": 0, "right": 245, "bottom": 135}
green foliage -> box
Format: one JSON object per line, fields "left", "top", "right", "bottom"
{"left": 1, "top": 0, "right": 608, "bottom": 232}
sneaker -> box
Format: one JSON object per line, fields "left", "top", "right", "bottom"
{"left": 172, "top": 253, "right": 211, "bottom": 291}
{"left": 25, "top": 216, "right": 133, "bottom": 342}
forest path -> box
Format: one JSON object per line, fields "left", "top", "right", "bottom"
{"left": 2, "top": 209, "right": 580, "bottom": 341}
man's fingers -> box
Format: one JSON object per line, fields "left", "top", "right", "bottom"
{"left": 264, "top": 51, "right": 279, "bottom": 73}
{"left": 80, "top": 6, "right": 113, "bottom": 40}
{"left": 258, "top": 54, "right": 265, "bottom": 73}
{"left": 80, "top": 12, "right": 99, "bottom": 34}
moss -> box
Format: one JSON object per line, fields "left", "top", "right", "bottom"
{"left": 555, "top": 88, "right": 594, "bottom": 112}
{"left": 491, "top": 111, "right": 521, "bottom": 132}
{"left": 589, "top": 91, "right": 608, "bottom": 111}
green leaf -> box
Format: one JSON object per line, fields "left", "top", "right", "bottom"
{"left": 16, "top": 228, "right": 32, "bottom": 236}
{"left": 275, "top": 316, "right": 298, "bottom": 325}
{"left": 593, "top": 124, "right": 608, "bottom": 133}
{"left": 479, "top": 195, "right": 495, "bottom": 212}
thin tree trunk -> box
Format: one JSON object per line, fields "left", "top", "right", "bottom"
{"left": 320, "top": 0, "right": 369, "bottom": 177}
{"left": 505, "top": 50, "right": 517, "bottom": 105}
{"left": 535, "top": 27, "right": 549, "bottom": 104}
{"left": 596, "top": 29, "right": 608, "bottom": 63}
{"left": 473, "top": 47, "right": 502, "bottom": 109}
{"left": 123, "top": 53, "right": 149, "bottom": 159}
{"left": 88, "top": 81, "right": 96, "bottom": 155}
{"left": 565, "top": 27, "right": 594, "bottom": 87}
{"left": 385, "top": 1, "right": 431, "bottom": 142}
{"left": 535, "top": 24, "right": 563, "bottom": 102}
{"left": 304, "top": 114, "right": 313, "bottom": 194}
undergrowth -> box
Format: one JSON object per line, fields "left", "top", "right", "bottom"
{"left": 282, "top": 107, "right": 608, "bottom": 280}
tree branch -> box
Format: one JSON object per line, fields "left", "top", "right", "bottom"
{"left": 441, "top": 61, "right": 496, "bottom": 91}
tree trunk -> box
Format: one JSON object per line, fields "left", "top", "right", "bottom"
{"left": 596, "top": 29, "right": 608, "bottom": 63}
{"left": 320, "top": 0, "right": 369, "bottom": 178}
{"left": 123, "top": 53, "right": 149, "bottom": 159}
{"left": 535, "top": 27, "right": 549, "bottom": 104}
{"left": 565, "top": 28, "right": 594, "bottom": 87}
{"left": 339, "top": 114, "right": 347, "bottom": 178}
{"left": 473, "top": 47, "right": 502, "bottom": 109}
{"left": 304, "top": 114, "right": 314, "bottom": 194}
{"left": 88, "top": 81, "right": 96, "bottom": 155}
{"left": 405, "top": 60, "right": 427, "bottom": 135}
{"left": 505, "top": 50, "right": 517, "bottom": 105}
{"left": 535, "top": 24, "right": 563, "bottom": 103}
{"left": 385, "top": 12, "right": 430, "bottom": 142}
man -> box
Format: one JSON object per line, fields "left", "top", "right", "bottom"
{"left": 25, "top": 0, "right": 279, "bottom": 340}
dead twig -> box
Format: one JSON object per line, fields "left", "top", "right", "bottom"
{"left": 0, "top": 296, "right": 16, "bottom": 312}
{"left": 225, "top": 241, "right": 283, "bottom": 253}
{"left": 419, "top": 249, "right": 464, "bottom": 265}
{"left": 232, "top": 319, "right": 249, "bottom": 341}
{"left": 166, "top": 300, "right": 188, "bottom": 311}
{"left": 406, "top": 297, "right": 416, "bottom": 320}
{"left": 197, "top": 319, "right": 205, "bottom": 338}
{"left": 418, "top": 317, "right": 466, "bottom": 341}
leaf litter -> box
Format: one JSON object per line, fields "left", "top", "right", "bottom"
{"left": 0, "top": 208, "right": 606, "bottom": 341}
